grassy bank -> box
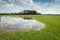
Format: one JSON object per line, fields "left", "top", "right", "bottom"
{"left": 0, "top": 15, "right": 60, "bottom": 40}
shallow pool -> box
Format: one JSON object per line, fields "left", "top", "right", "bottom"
{"left": 0, "top": 16, "right": 45, "bottom": 31}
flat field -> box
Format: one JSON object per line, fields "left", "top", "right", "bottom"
{"left": 0, "top": 15, "right": 60, "bottom": 40}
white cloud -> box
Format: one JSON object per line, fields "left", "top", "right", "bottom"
{"left": 0, "top": 0, "right": 60, "bottom": 14}
{"left": 5, "top": 4, "right": 14, "bottom": 7}
{"left": 0, "top": 3, "right": 21, "bottom": 13}
{"left": 55, "top": 0, "right": 60, "bottom": 2}
{"left": 8, "top": 0, "right": 15, "bottom": 3}
{"left": 17, "top": 0, "right": 35, "bottom": 6}
{"left": 46, "top": 4, "right": 60, "bottom": 14}
{"left": 33, "top": 0, "right": 60, "bottom": 14}
{"left": 0, "top": 0, "right": 2, "bottom": 2}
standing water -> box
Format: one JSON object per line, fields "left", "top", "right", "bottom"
{"left": 0, "top": 16, "right": 45, "bottom": 31}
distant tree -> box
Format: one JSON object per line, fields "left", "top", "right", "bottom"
{"left": 0, "top": 10, "right": 41, "bottom": 15}
{"left": 20, "top": 10, "right": 41, "bottom": 15}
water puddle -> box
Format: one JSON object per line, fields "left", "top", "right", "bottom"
{"left": 0, "top": 16, "right": 45, "bottom": 31}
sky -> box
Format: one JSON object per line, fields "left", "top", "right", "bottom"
{"left": 0, "top": 0, "right": 60, "bottom": 14}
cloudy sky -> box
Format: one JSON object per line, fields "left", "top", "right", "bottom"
{"left": 0, "top": 0, "right": 60, "bottom": 14}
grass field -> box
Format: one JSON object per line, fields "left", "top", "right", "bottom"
{"left": 0, "top": 15, "right": 60, "bottom": 40}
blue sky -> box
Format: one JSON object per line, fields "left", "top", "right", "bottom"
{"left": 0, "top": 0, "right": 60, "bottom": 14}
{"left": 33, "top": 0, "right": 54, "bottom": 3}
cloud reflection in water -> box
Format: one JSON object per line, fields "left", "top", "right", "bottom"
{"left": 0, "top": 16, "right": 45, "bottom": 30}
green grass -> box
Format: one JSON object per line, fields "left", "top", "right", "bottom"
{"left": 0, "top": 15, "right": 60, "bottom": 40}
